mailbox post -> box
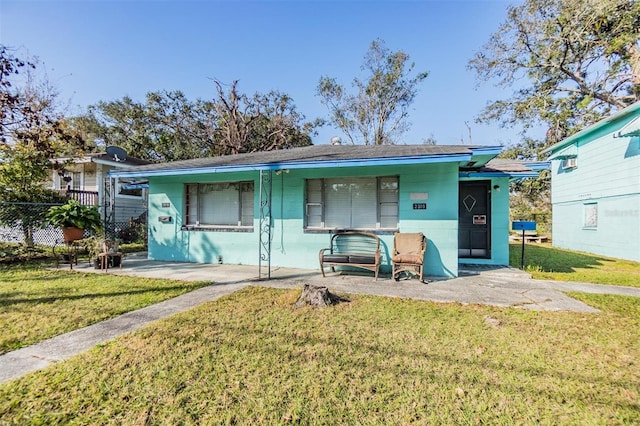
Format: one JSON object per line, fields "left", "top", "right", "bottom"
{"left": 512, "top": 221, "right": 536, "bottom": 268}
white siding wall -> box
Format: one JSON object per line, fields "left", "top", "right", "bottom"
{"left": 551, "top": 126, "right": 640, "bottom": 261}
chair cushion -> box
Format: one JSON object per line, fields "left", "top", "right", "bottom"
{"left": 322, "top": 254, "right": 350, "bottom": 263}
{"left": 348, "top": 255, "right": 376, "bottom": 264}
{"left": 394, "top": 233, "right": 424, "bottom": 254}
{"left": 393, "top": 254, "right": 423, "bottom": 264}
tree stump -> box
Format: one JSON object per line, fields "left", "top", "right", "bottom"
{"left": 294, "top": 284, "right": 348, "bottom": 308}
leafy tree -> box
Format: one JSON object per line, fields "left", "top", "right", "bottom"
{"left": 469, "top": 0, "right": 640, "bottom": 234}
{"left": 0, "top": 46, "right": 78, "bottom": 245}
{"left": 212, "top": 80, "right": 319, "bottom": 155}
{"left": 75, "top": 95, "right": 169, "bottom": 161}
{"left": 1, "top": 46, "right": 35, "bottom": 138}
{"left": 499, "top": 138, "right": 551, "bottom": 233}
{"left": 469, "top": 0, "right": 640, "bottom": 144}
{"left": 146, "top": 91, "right": 217, "bottom": 160}
{"left": 317, "top": 39, "right": 429, "bottom": 145}
{"left": 74, "top": 84, "right": 319, "bottom": 161}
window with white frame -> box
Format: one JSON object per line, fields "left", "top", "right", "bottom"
{"left": 584, "top": 203, "right": 597, "bottom": 229}
{"left": 184, "top": 181, "right": 254, "bottom": 228}
{"left": 71, "top": 172, "right": 82, "bottom": 190}
{"left": 305, "top": 176, "right": 398, "bottom": 230}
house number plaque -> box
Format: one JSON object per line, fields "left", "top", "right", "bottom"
{"left": 413, "top": 203, "right": 427, "bottom": 210}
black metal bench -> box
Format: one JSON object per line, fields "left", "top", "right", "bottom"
{"left": 319, "top": 231, "right": 381, "bottom": 280}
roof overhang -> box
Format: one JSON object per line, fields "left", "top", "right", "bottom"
{"left": 547, "top": 145, "right": 577, "bottom": 161}
{"left": 92, "top": 158, "right": 138, "bottom": 168}
{"left": 52, "top": 153, "right": 150, "bottom": 168}
{"left": 50, "top": 156, "right": 92, "bottom": 165}
{"left": 459, "top": 171, "right": 540, "bottom": 179}
{"left": 614, "top": 116, "right": 640, "bottom": 138}
{"left": 121, "top": 183, "right": 149, "bottom": 190}
{"left": 543, "top": 101, "right": 640, "bottom": 157}
{"left": 108, "top": 152, "right": 475, "bottom": 179}
{"left": 462, "top": 146, "right": 503, "bottom": 167}
{"left": 523, "top": 161, "right": 551, "bottom": 170}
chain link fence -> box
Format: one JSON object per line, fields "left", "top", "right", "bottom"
{"left": 105, "top": 206, "right": 147, "bottom": 245}
{"left": 0, "top": 201, "right": 147, "bottom": 247}
{"left": 0, "top": 202, "right": 65, "bottom": 246}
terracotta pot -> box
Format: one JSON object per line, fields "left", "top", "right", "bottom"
{"left": 62, "top": 227, "right": 84, "bottom": 243}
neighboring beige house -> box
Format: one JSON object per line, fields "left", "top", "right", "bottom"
{"left": 49, "top": 152, "right": 150, "bottom": 226}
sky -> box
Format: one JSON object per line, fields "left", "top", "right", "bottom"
{"left": 0, "top": 0, "right": 537, "bottom": 147}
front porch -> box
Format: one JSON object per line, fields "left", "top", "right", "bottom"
{"left": 67, "top": 252, "right": 601, "bottom": 312}
{"left": 56, "top": 189, "right": 99, "bottom": 206}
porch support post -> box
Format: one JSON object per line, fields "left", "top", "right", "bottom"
{"left": 258, "top": 170, "right": 273, "bottom": 280}
{"left": 103, "top": 177, "right": 116, "bottom": 239}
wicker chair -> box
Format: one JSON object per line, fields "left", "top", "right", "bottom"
{"left": 392, "top": 232, "right": 426, "bottom": 282}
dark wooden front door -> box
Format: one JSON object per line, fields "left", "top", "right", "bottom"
{"left": 458, "top": 181, "right": 491, "bottom": 258}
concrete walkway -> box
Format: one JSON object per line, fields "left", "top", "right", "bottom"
{"left": 2, "top": 253, "right": 639, "bottom": 384}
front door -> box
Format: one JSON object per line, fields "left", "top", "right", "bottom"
{"left": 458, "top": 181, "right": 491, "bottom": 258}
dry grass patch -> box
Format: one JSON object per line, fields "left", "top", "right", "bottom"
{"left": 1, "top": 286, "right": 638, "bottom": 424}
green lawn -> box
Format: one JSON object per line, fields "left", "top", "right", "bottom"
{"left": 0, "top": 263, "right": 211, "bottom": 355}
{"left": 509, "top": 242, "right": 640, "bottom": 287}
{"left": 1, "top": 243, "right": 639, "bottom": 423}
{"left": 1, "top": 286, "right": 639, "bottom": 424}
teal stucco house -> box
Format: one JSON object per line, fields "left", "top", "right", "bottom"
{"left": 110, "top": 144, "right": 540, "bottom": 278}
{"left": 544, "top": 101, "right": 640, "bottom": 262}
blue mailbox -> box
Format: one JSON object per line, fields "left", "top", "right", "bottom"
{"left": 512, "top": 221, "right": 536, "bottom": 231}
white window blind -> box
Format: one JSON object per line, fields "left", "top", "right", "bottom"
{"left": 185, "top": 182, "right": 254, "bottom": 227}
{"left": 379, "top": 176, "right": 399, "bottom": 229}
{"left": 305, "top": 179, "right": 323, "bottom": 228}
{"left": 349, "top": 178, "right": 377, "bottom": 228}
{"left": 306, "top": 176, "right": 398, "bottom": 230}
{"left": 325, "top": 181, "right": 353, "bottom": 228}
{"left": 185, "top": 184, "right": 198, "bottom": 225}
{"left": 240, "top": 183, "right": 254, "bottom": 226}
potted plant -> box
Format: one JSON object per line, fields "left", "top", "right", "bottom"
{"left": 46, "top": 200, "right": 103, "bottom": 243}
{"left": 81, "top": 235, "right": 122, "bottom": 269}
{"left": 82, "top": 235, "right": 103, "bottom": 268}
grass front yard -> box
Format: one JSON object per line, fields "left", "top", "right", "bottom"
{"left": 0, "top": 263, "right": 211, "bottom": 355}
{"left": 1, "top": 244, "right": 639, "bottom": 423}
{"left": 509, "top": 243, "right": 640, "bottom": 287}
{"left": 1, "top": 286, "right": 639, "bottom": 424}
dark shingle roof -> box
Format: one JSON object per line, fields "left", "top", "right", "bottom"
{"left": 90, "top": 152, "right": 151, "bottom": 166}
{"left": 127, "top": 144, "right": 482, "bottom": 173}
{"left": 480, "top": 159, "right": 534, "bottom": 173}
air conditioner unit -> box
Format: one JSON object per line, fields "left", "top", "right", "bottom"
{"left": 563, "top": 157, "right": 578, "bottom": 169}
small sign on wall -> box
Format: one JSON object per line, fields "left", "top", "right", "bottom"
{"left": 413, "top": 203, "right": 427, "bottom": 210}
{"left": 473, "top": 215, "right": 486, "bottom": 225}
{"left": 410, "top": 192, "right": 428, "bottom": 200}
{"left": 162, "top": 202, "right": 170, "bottom": 208}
